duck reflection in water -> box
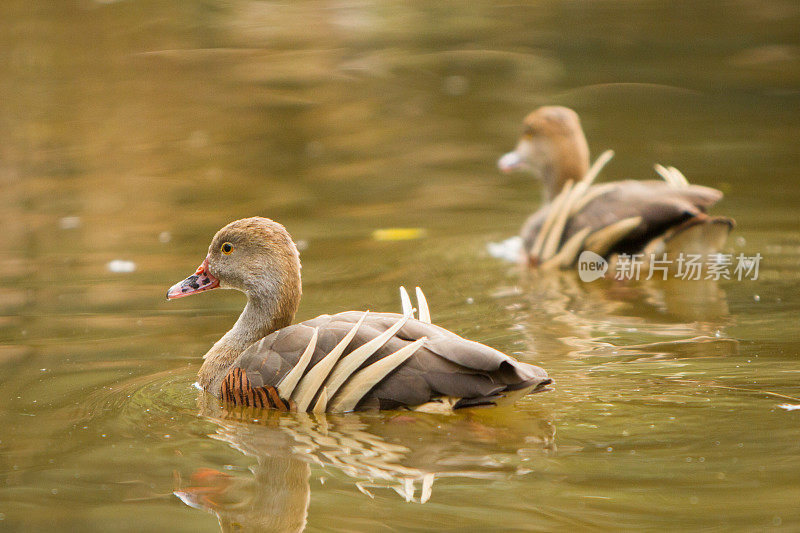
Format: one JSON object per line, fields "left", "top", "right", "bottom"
{"left": 174, "top": 403, "right": 555, "bottom": 532}
{"left": 493, "top": 271, "right": 737, "bottom": 363}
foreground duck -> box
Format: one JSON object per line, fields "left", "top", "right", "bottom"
{"left": 167, "top": 217, "right": 551, "bottom": 412}
{"left": 498, "top": 106, "right": 734, "bottom": 269}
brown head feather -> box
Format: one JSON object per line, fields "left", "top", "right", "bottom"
{"left": 521, "top": 106, "right": 590, "bottom": 198}
{"left": 207, "top": 217, "right": 302, "bottom": 329}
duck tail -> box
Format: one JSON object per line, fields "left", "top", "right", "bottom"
{"left": 664, "top": 215, "right": 735, "bottom": 256}
{"left": 454, "top": 379, "right": 552, "bottom": 409}
{"left": 456, "top": 361, "right": 552, "bottom": 409}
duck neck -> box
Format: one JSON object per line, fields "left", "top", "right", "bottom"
{"left": 198, "top": 292, "right": 297, "bottom": 393}
{"left": 539, "top": 164, "right": 561, "bottom": 202}
{"left": 544, "top": 134, "right": 590, "bottom": 201}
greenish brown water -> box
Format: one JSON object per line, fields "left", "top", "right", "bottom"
{"left": 1, "top": 1, "right": 800, "bottom": 531}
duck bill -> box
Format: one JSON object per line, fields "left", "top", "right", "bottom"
{"left": 498, "top": 137, "right": 536, "bottom": 173}
{"left": 497, "top": 149, "right": 524, "bottom": 173}
{"left": 166, "top": 258, "right": 220, "bottom": 300}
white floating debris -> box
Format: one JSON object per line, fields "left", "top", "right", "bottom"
{"left": 487, "top": 236, "right": 523, "bottom": 263}
{"left": 158, "top": 231, "right": 172, "bottom": 243}
{"left": 295, "top": 239, "right": 309, "bottom": 251}
{"left": 778, "top": 404, "right": 800, "bottom": 411}
{"left": 187, "top": 130, "right": 209, "bottom": 149}
{"left": 305, "top": 141, "right": 324, "bottom": 159}
{"left": 107, "top": 260, "right": 137, "bottom": 273}
{"left": 58, "top": 216, "right": 82, "bottom": 230}
{"left": 443, "top": 75, "right": 469, "bottom": 96}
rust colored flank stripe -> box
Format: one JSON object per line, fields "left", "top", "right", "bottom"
{"left": 220, "top": 367, "right": 290, "bottom": 411}
{"left": 266, "top": 386, "right": 288, "bottom": 411}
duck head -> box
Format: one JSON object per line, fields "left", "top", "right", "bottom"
{"left": 167, "top": 217, "right": 302, "bottom": 325}
{"left": 497, "top": 106, "right": 590, "bottom": 200}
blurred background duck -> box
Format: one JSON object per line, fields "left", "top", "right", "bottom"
{"left": 498, "top": 106, "right": 734, "bottom": 269}
{"left": 167, "top": 217, "right": 551, "bottom": 412}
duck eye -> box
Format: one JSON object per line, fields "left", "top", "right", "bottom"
{"left": 221, "top": 242, "right": 234, "bottom": 255}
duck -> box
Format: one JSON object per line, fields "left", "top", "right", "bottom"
{"left": 497, "top": 106, "right": 734, "bottom": 269}
{"left": 167, "top": 217, "right": 551, "bottom": 412}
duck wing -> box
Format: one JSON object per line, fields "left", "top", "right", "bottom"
{"left": 220, "top": 311, "right": 551, "bottom": 412}
{"left": 522, "top": 179, "right": 733, "bottom": 265}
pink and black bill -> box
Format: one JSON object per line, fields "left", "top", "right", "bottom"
{"left": 166, "top": 258, "right": 220, "bottom": 300}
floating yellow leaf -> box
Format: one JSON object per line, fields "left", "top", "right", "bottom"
{"left": 371, "top": 228, "right": 427, "bottom": 241}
